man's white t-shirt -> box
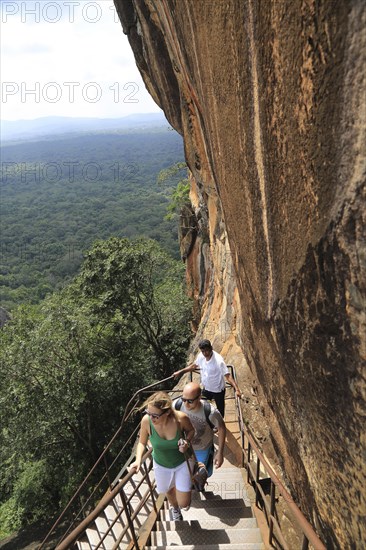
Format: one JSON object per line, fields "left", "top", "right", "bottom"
{"left": 175, "top": 400, "right": 224, "bottom": 451}
{"left": 196, "top": 350, "right": 229, "bottom": 392}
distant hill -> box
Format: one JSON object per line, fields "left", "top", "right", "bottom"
{"left": 0, "top": 113, "right": 170, "bottom": 142}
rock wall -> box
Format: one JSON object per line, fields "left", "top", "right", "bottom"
{"left": 115, "top": 0, "right": 366, "bottom": 546}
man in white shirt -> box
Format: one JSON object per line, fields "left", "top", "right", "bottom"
{"left": 173, "top": 339, "right": 241, "bottom": 417}
{"left": 174, "top": 381, "right": 226, "bottom": 475}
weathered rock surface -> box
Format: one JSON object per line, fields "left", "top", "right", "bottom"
{"left": 115, "top": 0, "right": 366, "bottom": 546}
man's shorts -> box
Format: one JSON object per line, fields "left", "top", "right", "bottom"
{"left": 195, "top": 446, "right": 214, "bottom": 477}
{"left": 153, "top": 459, "right": 191, "bottom": 493}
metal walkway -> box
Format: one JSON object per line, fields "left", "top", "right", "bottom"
{"left": 41, "top": 371, "right": 326, "bottom": 549}
{"left": 75, "top": 464, "right": 264, "bottom": 550}
{"left": 147, "top": 468, "right": 264, "bottom": 549}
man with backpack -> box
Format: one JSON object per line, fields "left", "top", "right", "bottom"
{"left": 174, "top": 381, "right": 226, "bottom": 477}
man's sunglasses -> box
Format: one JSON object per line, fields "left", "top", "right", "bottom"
{"left": 181, "top": 396, "right": 200, "bottom": 404}
{"left": 144, "top": 409, "right": 168, "bottom": 420}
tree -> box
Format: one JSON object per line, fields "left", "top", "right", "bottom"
{"left": 157, "top": 162, "right": 190, "bottom": 221}
{"left": 79, "top": 237, "right": 192, "bottom": 379}
{"left": 0, "top": 289, "right": 153, "bottom": 532}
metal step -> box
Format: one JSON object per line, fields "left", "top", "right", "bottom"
{"left": 165, "top": 497, "right": 249, "bottom": 509}
{"left": 206, "top": 470, "right": 245, "bottom": 480}
{"left": 156, "top": 517, "right": 258, "bottom": 531}
{"left": 161, "top": 505, "right": 254, "bottom": 523}
{"left": 151, "top": 526, "right": 263, "bottom": 546}
{"left": 209, "top": 467, "right": 245, "bottom": 475}
{"left": 113, "top": 492, "right": 152, "bottom": 525}
{"left": 145, "top": 544, "right": 264, "bottom": 550}
{"left": 103, "top": 502, "right": 125, "bottom": 535}
{"left": 190, "top": 489, "right": 247, "bottom": 501}
{"left": 84, "top": 519, "right": 131, "bottom": 549}
{"left": 76, "top": 538, "right": 91, "bottom": 550}
{"left": 83, "top": 525, "right": 109, "bottom": 549}
{"left": 205, "top": 480, "right": 249, "bottom": 500}
{"left": 94, "top": 514, "right": 119, "bottom": 546}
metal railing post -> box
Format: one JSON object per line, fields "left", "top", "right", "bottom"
{"left": 247, "top": 441, "right": 251, "bottom": 484}
{"left": 255, "top": 458, "right": 261, "bottom": 507}
{"left": 119, "top": 489, "right": 139, "bottom": 550}
{"left": 269, "top": 480, "right": 275, "bottom": 544}
{"left": 142, "top": 458, "right": 157, "bottom": 514}
{"left": 301, "top": 534, "right": 310, "bottom": 550}
{"left": 104, "top": 453, "right": 112, "bottom": 491}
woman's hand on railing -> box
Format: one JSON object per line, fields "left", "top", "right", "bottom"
{"left": 178, "top": 438, "right": 190, "bottom": 453}
{"left": 128, "top": 459, "right": 141, "bottom": 473}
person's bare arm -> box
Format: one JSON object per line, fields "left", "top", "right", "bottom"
{"left": 176, "top": 411, "right": 195, "bottom": 453}
{"left": 224, "top": 373, "right": 241, "bottom": 397}
{"left": 215, "top": 421, "right": 226, "bottom": 468}
{"left": 173, "top": 363, "right": 198, "bottom": 379}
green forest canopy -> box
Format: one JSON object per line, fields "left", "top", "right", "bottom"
{"left": 0, "top": 128, "right": 185, "bottom": 310}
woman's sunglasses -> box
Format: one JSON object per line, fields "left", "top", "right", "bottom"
{"left": 144, "top": 409, "right": 168, "bottom": 420}
{"left": 181, "top": 396, "right": 200, "bottom": 404}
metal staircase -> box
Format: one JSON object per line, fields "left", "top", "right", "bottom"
{"left": 40, "top": 370, "right": 326, "bottom": 550}
{"left": 146, "top": 464, "right": 264, "bottom": 550}
{"left": 73, "top": 460, "right": 265, "bottom": 550}
{"left": 76, "top": 461, "right": 159, "bottom": 549}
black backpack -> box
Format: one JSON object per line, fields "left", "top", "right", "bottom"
{"left": 175, "top": 397, "right": 215, "bottom": 430}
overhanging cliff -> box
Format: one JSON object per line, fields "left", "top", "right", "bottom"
{"left": 114, "top": 0, "right": 366, "bottom": 546}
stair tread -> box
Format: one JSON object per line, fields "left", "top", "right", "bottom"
{"left": 85, "top": 524, "right": 131, "bottom": 548}
{"left": 210, "top": 469, "right": 245, "bottom": 476}
{"left": 151, "top": 527, "right": 263, "bottom": 545}
{"left": 162, "top": 504, "right": 254, "bottom": 522}
{"left": 157, "top": 517, "right": 258, "bottom": 530}
{"left": 95, "top": 512, "right": 127, "bottom": 541}
{"left": 104, "top": 503, "right": 126, "bottom": 532}
{"left": 213, "top": 466, "right": 246, "bottom": 475}
{"left": 166, "top": 497, "right": 246, "bottom": 509}
{"left": 191, "top": 489, "right": 250, "bottom": 501}
{"left": 95, "top": 515, "right": 119, "bottom": 540}
{"left": 145, "top": 544, "right": 264, "bottom": 550}
{"left": 204, "top": 483, "right": 249, "bottom": 500}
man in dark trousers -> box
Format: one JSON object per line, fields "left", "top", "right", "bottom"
{"left": 173, "top": 339, "right": 241, "bottom": 417}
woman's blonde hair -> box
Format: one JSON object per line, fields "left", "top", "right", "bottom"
{"left": 141, "top": 391, "right": 172, "bottom": 412}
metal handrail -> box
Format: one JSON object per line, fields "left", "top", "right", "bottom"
{"left": 230, "top": 367, "right": 326, "bottom": 550}
{"left": 56, "top": 449, "right": 155, "bottom": 550}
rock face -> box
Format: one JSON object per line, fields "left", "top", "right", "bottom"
{"left": 114, "top": 0, "right": 366, "bottom": 546}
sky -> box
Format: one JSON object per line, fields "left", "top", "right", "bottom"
{"left": 0, "top": 0, "right": 162, "bottom": 120}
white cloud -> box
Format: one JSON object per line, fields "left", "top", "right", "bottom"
{"left": 0, "top": 0, "right": 161, "bottom": 120}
